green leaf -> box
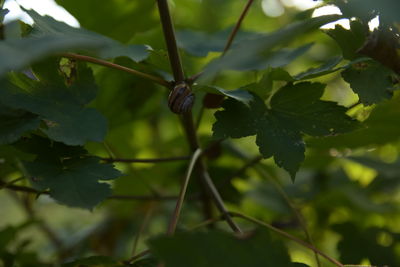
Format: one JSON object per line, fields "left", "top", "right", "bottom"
{"left": 204, "top": 43, "right": 313, "bottom": 74}
{"left": 194, "top": 85, "right": 253, "bottom": 106}
{"left": 22, "top": 137, "right": 121, "bottom": 209}
{"left": 309, "top": 92, "right": 400, "bottom": 149}
{"left": 242, "top": 68, "right": 294, "bottom": 100}
{"left": 0, "top": 8, "right": 8, "bottom": 22}
{"left": 55, "top": 0, "right": 158, "bottom": 42}
{"left": 26, "top": 8, "right": 149, "bottom": 62}
{"left": 271, "top": 82, "right": 358, "bottom": 136}
{"left": 0, "top": 60, "right": 107, "bottom": 145}
{"left": 325, "top": 20, "right": 366, "bottom": 60}
{"left": 342, "top": 61, "right": 394, "bottom": 105}
{"left": 332, "top": 223, "right": 400, "bottom": 266}
{"left": 0, "top": 103, "right": 40, "bottom": 145}
{"left": 0, "top": 9, "right": 149, "bottom": 77}
{"left": 149, "top": 229, "right": 293, "bottom": 267}
{"left": 213, "top": 82, "right": 357, "bottom": 179}
{"left": 332, "top": 0, "right": 400, "bottom": 24}
{"left": 294, "top": 57, "right": 342, "bottom": 80}
{"left": 176, "top": 28, "right": 261, "bottom": 57}
{"left": 201, "top": 15, "right": 341, "bottom": 80}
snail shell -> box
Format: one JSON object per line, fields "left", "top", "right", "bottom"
{"left": 168, "top": 82, "right": 195, "bottom": 114}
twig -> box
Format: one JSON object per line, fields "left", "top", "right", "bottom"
{"left": 0, "top": 182, "right": 180, "bottom": 201}
{"left": 223, "top": 0, "right": 255, "bottom": 54}
{"left": 167, "top": 149, "right": 202, "bottom": 235}
{"left": 202, "top": 169, "right": 242, "bottom": 233}
{"left": 156, "top": 0, "right": 242, "bottom": 233}
{"left": 229, "top": 211, "right": 344, "bottom": 267}
{"left": 100, "top": 155, "right": 190, "bottom": 163}
{"left": 107, "top": 195, "right": 178, "bottom": 201}
{"left": 126, "top": 249, "right": 151, "bottom": 264}
{"left": 255, "top": 166, "right": 321, "bottom": 267}
{"left": 8, "top": 191, "right": 64, "bottom": 259}
{"left": 131, "top": 204, "right": 155, "bottom": 256}
{"left": 0, "top": 177, "right": 25, "bottom": 190}
{"left": 61, "top": 53, "right": 171, "bottom": 88}
{"left": 224, "top": 144, "right": 321, "bottom": 267}
{"left": 188, "top": 0, "right": 255, "bottom": 83}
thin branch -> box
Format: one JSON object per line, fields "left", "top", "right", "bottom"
{"left": 8, "top": 191, "right": 64, "bottom": 259}
{"left": 223, "top": 0, "right": 255, "bottom": 54}
{"left": 156, "top": 0, "right": 185, "bottom": 83}
{"left": 107, "top": 195, "right": 178, "bottom": 201}
{"left": 131, "top": 204, "right": 155, "bottom": 256}
{"left": 188, "top": 0, "right": 255, "bottom": 83}
{"left": 61, "top": 53, "right": 171, "bottom": 88}
{"left": 347, "top": 100, "right": 362, "bottom": 110}
{"left": 100, "top": 155, "right": 190, "bottom": 163}
{"left": 224, "top": 144, "right": 321, "bottom": 267}
{"left": 229, "top": 211, "right": 345, "bottom": 267}
{"left": 202, "top": 169, "right": 242, "bottom": 233}
{"left": 0, "top": 182, "right": 180, "bottom": 201}
{"left": 0, "top": 177, "right": 25, "bottom": 190}
{"left": 156, "top": 0, "right": 242, "bottom": 233}
{"left": 125, "top": 249, "right": 151, "bottom": 264}
{"left": 256, "top": 166, "right": 321, "bottom": 267}
{"left": 167, "top": 148, "right": 202, "bottom": 235}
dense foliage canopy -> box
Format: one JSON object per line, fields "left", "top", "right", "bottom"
{"left": 0, "top": 0, "right": 400, "bottom": 266}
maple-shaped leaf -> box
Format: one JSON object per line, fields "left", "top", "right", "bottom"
{"left": 213, "top": 82, "right": 358, "bottom": 180}
{"left": 20, "top": 137, "right": 121, "bottom": 209}
{"left": 325, "top": 20, "right": 366, "bottom": 60}
{"left": 0, "top": 59, "right": 107, "bottom": 145}
{"left": 342, "top": 61, "right": 395, "bottom": 105}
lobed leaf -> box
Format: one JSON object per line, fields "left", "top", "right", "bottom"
{"left": 0, "top": 59, "right": 107, "bottom": 145}
{"left": 213, "top": 82, "right": 358, "bottom": 180}
{"left": 21, "top": 137, "right": 121, "bottom": 209}
{"left": 342, "top": 61, "right": 394, "bottom": 105}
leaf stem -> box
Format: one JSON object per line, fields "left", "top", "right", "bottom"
{"left": 61, "top": 53, "right": 171, "bottom": 88}
{"left": 223, "top": 0, "right": 255, "bottom": 54}
{"left": 229, "top": 211, "right": 344, "bottom": 267}
{"left": 100, "top": 155, "right": 190, "bottom": 163}
{"left": 167, "top": 149, "right": 202, "bottom": 235}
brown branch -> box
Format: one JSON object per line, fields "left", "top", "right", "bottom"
{"left": 156, "top": 0, "right": 185, "bottom": 83}
{"left": 100, "top": 155, "right": 190, "bottom": 163}
{"left": 188, "top": 0, "right": 255, "bottom": 83}
{"left": 156, "top": 0, "right": 242, "bottom": 234}
{"left": 61, "top": 53, "right": 172, "bottom": 88}
{"left": 167, "top": 149, "right": 202, "bottom": 235}
{"left": 0, "top": 182, "right": 180, "bottom": 201}
{"left": 223, "top": 0, "right": 255, "bottom": 54}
